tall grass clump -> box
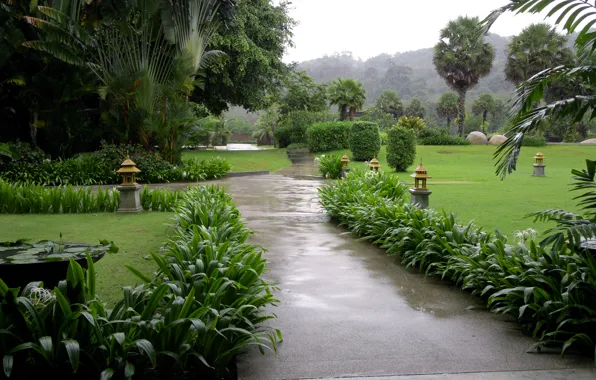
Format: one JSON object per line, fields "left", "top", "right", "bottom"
{"left": 318, "top": 155, "right": 343, "bottom": 179}
{"left": 320, "top": 170, "right": 596, "bottom": 356}
{"left": 0, "top": 185, "right": 280, "bottom": 379}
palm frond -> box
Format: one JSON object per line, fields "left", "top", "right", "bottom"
{"left": 21, "top": 40, "right": 86, "bottom": 66}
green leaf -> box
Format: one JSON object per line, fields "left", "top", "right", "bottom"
{"left": 3, "top": 355, "right": 13, "bottom": 377}
{"left": 62, "top": 340, "right": 80, "bottom": 373}
{"left": 100, "top": 368, "right": 115, "bottom": 380}
{"left": 135, "top": 339, "right": 156, "bottom": 368}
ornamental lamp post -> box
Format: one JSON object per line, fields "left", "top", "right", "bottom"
{"left": 115, "top": 155, "right": 143, "bottom": 213}
{"left": 533, "top": 152, "right": 546, "bottom": 177}
{"left": 369, "top": 157, "right": 381, "bottom": 173}
{"left": 341, "top": 154, "right": 350, "bottom": 178}
{"left": 409, "top": 162, "right": 432, "bottom": 209}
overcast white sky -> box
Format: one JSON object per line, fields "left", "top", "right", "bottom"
{"left": 283, "top": 0, "right": 555, "bottom": 63}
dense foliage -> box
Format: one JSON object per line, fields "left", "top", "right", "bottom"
{"left": 275, "top": 111, "right": 336, "bottom": 148}
{"left": 328, "top": 78, "right": 366, "bottom": 121}
{"left": 0, "top": 186, "right": 280, "bottom": 378}
{"left": 0, "top": 143, "right": 230, "bottom": 185}
{"left": 320, "top": 170, "right": 596, "bottom": 356}
{"left": 348, "top": 122, "right": 381, "bottom": 161}
{"left": 386, "top": 127, "right": 416, "bottom": 172}
{"left": 0, "top": 180, "right": 185, "bottom": 214}
{"left": 317, "top": 155, "right": 343, "bottom": 179}
{"left": 306, "top": 122, "right": 352, "bottom": 153}
{"left": 521, "top": 136, "right": 547, "bottom": 147}
{"left": 417, "top": 128, "right": 471, "bottom": 146}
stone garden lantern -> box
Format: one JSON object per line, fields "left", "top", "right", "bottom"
{"left": 341, "top": 154, "right": 350, "bottom": 178}
{"left": 369, "top": 157, "right": 381, "bottom": 173}
{"left": 116, "top": 155, "right": 143, "bottom": 213}
{"left": 533, "top": 152, "right": 546, "bottom": 177}
{"left": 409, "top": 162, "right": 432, "bottom": 209}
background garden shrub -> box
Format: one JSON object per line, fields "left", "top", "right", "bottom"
{"left": 306, "top": 121, "right": 351, "bottom": 152}
{"left": 387, "top": 127, "right": 416, "bottom": 172}
{"left": 349, "top": 121, "right": 381, "bottom": 161}
{"left": 522, "top": 135, "right": 546, "bottom": 147}
{"left": 417, "top": 128, "right": 471, "bottom": 145}
{"left": 275, "top": 111, "right": 336, "bottom": 148}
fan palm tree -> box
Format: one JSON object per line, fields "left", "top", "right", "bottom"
{"left": 505, "top": 23, "right": 571, "bottom": 85}
{"left": 328, "top": 78, "right": 366, "bottom": 121}
{"left": 433, "top": 17, "right": 495, "bottom": 136}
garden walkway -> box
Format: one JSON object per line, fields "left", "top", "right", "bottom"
{"left": 207, "top": 171, "right": 594, "bottom": 380}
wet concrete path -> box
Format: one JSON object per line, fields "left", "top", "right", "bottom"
{"left": 207, "top": 172, "right": 592, "bottom": 379}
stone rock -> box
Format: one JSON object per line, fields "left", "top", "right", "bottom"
{"left": 488, "top": 134, "right": 507, "bottom": 146}
{"left": 581, "top": 138, "right": 596, "bottom": 144}
{"left": 466, "top": 131, "right": 488, "bottom": 145}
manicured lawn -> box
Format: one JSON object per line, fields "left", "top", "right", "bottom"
{"left": 183, "top": 148, "right": 291, "bottom": 173}
{"left": 332, "top": 145, "right": 596, "bottom": 237}
{"left": 0, "top": 212, "right": 171, "bottom": 305}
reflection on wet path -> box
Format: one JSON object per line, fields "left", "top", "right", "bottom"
{"left": 207, "top": 172, "right": 589, "bottom": 380}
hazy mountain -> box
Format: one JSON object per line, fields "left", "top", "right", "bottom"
{"left": 296, "top": 33, "right": 515, "bottom": 105}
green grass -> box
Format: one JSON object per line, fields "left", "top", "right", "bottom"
{"left": 183, "top": 149, "right": 291, "bottom": 173}
{"left": 0, "top": 212, "right": 171, "bottom": 305}
{"left": 332, "top": 145, "right": 596, "bottom": 237}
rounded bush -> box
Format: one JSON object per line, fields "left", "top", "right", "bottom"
{"left": 522, "top": 136, "right": 546, "bottom": 147}
{"left": 349, "top": 121, "right": 381, "bottom": 161}
{"left": 387, "top": 126, "right": 416, "bottom": 172}
{"left": 275, "top": 111, "right": 336, "bottom": 148}
{"left": 306, "top": 122, "right": 351, "bottom": 152}
{"left": 417, "top": 128, "right": 470, "bottom": 146}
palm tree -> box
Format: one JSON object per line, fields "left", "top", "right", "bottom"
{"left": 472, "top": 93, "right": 497, "bottom": 125}
{"left": 328, "top": 78, "right": 366, "bottom": 121}
{"left": 433, "top": 17, "right": 495, "bottom": 136}
{"left": 436, "top": 93, "right": 459, "bottom": 130}
{"left": 505, "top": 23, "right": 571, "bottom": 85}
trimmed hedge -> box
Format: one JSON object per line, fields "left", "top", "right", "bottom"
{"left": 275, "top": 111, "right": 336, "bottom": 148}
{"left": 417, "top": 128, "right": 470, "bottom": 146}
{"left": 349, "top": 121, "right": 381, "bottom": 161}
{"left": 306, "top": 122, "right": 351, "bottom": 152}
{"left": 522, "top": 136, "right": 546, "bottom": 147}
{"left": 387, "top": 127, "right": 416, "bottom": 172}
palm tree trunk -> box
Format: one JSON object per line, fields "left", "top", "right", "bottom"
{"left": 349, "top": 107, "right": 355, "bottom": 121}
{"left": 483, "top": 110, "right": 488, "bottom": 125}
{"left": 457, "top": 89, "right": 466, "bottom": 137}
{"left": 447, "top": 117, "right": 451, "bottom": 130}
{"left": 340, "top": 105, "right": 347, "bottom": 121}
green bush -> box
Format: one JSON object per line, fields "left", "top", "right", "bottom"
{"left": 318, "top": 155, "right": 343, "bottom": 179}
{"left": 380, "top": 131, "right": 389, "bottom": 145}
{"left": 286, "top": 142, "right": 309, "bottom": 151}
{"left": 275, "top": 111, "right": 336, "bottom": 148}
{"left": 349, "top": 121, "right": 381, "bottom": 161}
{"left": 306, "top": 122, "right": 352, "bottom": 152}
{"left": 522, "top": 136, "right": 546, "bottom": 147}
{"left": 319, "top": 171, "right": 596, "bottom": 356}
{"left": 0, "top": 186, "right": 280, "bottom": 379}
{"left": 417, "top": 128, "right": 471, "bottom": 145}
{"left": 387, "top": 127, "right": 416, "bottom": 172}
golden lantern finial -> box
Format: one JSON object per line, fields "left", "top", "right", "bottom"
{"left": 369, "top": 157, "right": 381, "bottom": 173}
{"left": 116, "top": 155, "right": 141, "bottom": 185}
{"left": 341, "top": 154, "right": 350, "bottom": 168}
{"left": 410, "top": 161, "right": 432, "bottom": 190}
{"left": 534, "top": 152, "right": 545, "bottom": 165}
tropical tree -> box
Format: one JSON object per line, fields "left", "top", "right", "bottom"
{"left": 505, "top": 23, "right": 571, "bottom": 85}
{"left": 279, "top": 71, "right": 328, "bottom": 116}
{"left": 405, "top": 98, "right": 426, "bottom": 118}
{"left": 253, "top": 104, "right": 280, "bottom": 146}
{"left": 328, "top": 78, "right": 366, "bottom": 121}
{"left": 472, "top": 93, "right": 497, "bottom": 125}
{"left": 433, "top": 16, "right": 495, "bottom": 136}
{"left": 375, "top": 90, "right": 403, "bottom": 120}
{"left": 436, "top": 93, "right": 459, "bottom": 130}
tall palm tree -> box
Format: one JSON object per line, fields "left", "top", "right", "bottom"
{"left": 505, "top": 23, "right": 571, "bottom": 85}
{"left": 433, "top": 17, "right": 495, "bottom": 136}
{"left": 328, "top": 78, "right": 366, "bottom": 121}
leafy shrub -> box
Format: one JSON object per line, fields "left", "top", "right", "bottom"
{"left": 417, "top": 128, "right": 470, "bottom": 145}
{"left": 275, "top": 111, "right": 336, "bottom": 148}
{"left": 318, "top": 155, "right": 343, "bottom": 179}
{"left": 522, "top": 135, "right": 546, "bottom": 147}
{"left": 0, "top": 142, "right": 231, "bottom": 185}
{"left": 387, "top": 127, "right": 416, "bottom": 172}
{"left": 319, "top": 171, "right": 596, "bottom": 356}
{"left": 397, "top": 115, "right": 426, "bottom": 135}
{"left": 286, "top": 142, "right": 309, "bottom": 151}
{"left": 349, "top": 121, "right": 381, "bottom": 161}
{"left": 0, "top": 186, "right": 280, "bottom": 379}
{"left": 380, "top": 131, "right": 389, "bottom": 145}
{"left": 306, "top": 122, "right": 351, "bottom": 152}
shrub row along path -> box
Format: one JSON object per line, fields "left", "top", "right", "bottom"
{"left": 204, "top": 167, "right": 594, "bottom": 380}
